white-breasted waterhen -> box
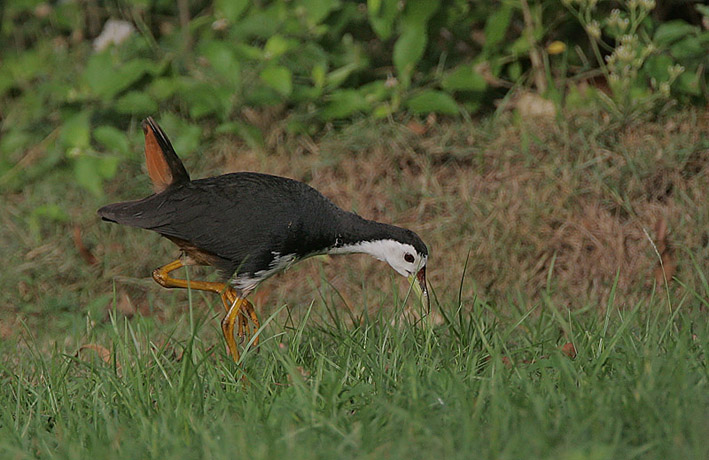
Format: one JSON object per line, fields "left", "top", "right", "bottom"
{"left": 98, "top": 118, "right": 429, "bottom": 362}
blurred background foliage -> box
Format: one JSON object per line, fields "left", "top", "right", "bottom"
{"left": 0, "top": 0, "right": 707, "bottom": 198}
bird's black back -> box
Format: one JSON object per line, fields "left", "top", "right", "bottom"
{"left": 99, "top": 172, "right": 354, "bottom": 277}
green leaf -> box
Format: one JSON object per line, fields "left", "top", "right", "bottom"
{"left": 291, "top": 85, "right": 322, "bottom": 102}
{"left": 644, "top": 55, "right": 673, "bottom": 82}
{"left": 670, "top": 36, "right": 706, "bottom": 60}
{"left": 260, "top": 66, "right": 293, "bottom": 96}
{"left": 54, "top": 1, "right": 83, "bottom": 30}
{"left": 149, "top": 77, "right": 181, "bottom": 101}
{"left": 0, "top": 71, "right": 13, "bottom": 98}
{"left": 215, "top": 0, "right": 248, "bottom": 22}
{"left": 264, "top": 35, "right": 293, "bottom": 59}
{"left": 297, "top": 0, "right": 340, "bottom": 25}
{"left": 654, "top": 21, "right": 697, "bottom": 46}
{"left": 320, "top": 89, "right": 369, "bottom": 120}
{"left": 401, "top": 0, "right": 440, "bottom": 27}
{"left": 675, "top": 71, "right": 701, "bottom": 96}
{"left": 312, "top": 64, "right": 326, "bottom": 88}
{"left": 73, "top": 154, "right": 119, "bottom": 197}
{"left": 147, "top": 57, "right": 171, "bottom": 77}
{"left": 31, "top": 204, "right": 69, "bottom": 224}
{"left": 393, "top": 0, "right": 440, "bottom": 85}
{"left": 179, "top": 82, "right": 233, "bottom": 119}
{"left": 5, "top": 48, "right": 49, "bottom": 84}
{"left": 368, "top": 0, "right": 399, "bottom": 40}
{"left": 509, "top": 35, "right": 530, "bottom": 56}
{"left": 119, "top": 59, "right": 153, "bottom": 83}
{"left": 246, "top": 86, "right": 282, "bottom": 106}
{"left": 372, "top": 103, "right": 393, "bottom": 119}
{"left": 96, "top": 155, "right": 120, "bottom": 178}
{"left": 215, "top": 122, "right": 265, "bottom": 149}
{"left": 60, "top": 111, "right": 91, "bottom": 149}
{"left": 359, "top": 80, "right": 390, "bottom": 103}
{"left": 235, "top": 123, "right": 265, "bottom": 149}
{"left": 94, "top": 126, "right": 131, "bottom": 156}
{"left": 84, "top": 53, "right": 150, "bottom": 100}
{"left": 83, "top": 52, "right": 113, "bottom": 97}
{"left": 393, "top": 25, "right": 427, "bottom": 87}
{"left": 158, "top": 114, "right": 202, "bottom": 156}
{"left": 200, "top": 41, "right": 241, "bottom": 87}
{"left": 441, "top": 64, "right": 487, "bottom": 92}
{"left": 231, "top": 4, "right": 285, "bottom": 39}
{"left": 0, "top": 130, "right": 31, "bottom": 156}
{"left": 484, "top": 4, "right": 513, "bottom": 49}
{"left": 326, "top": 62, "right": 359, "bottom": 89}
{"left": 234, "top": 44, "right": 264, "bottom": 60}
{"left": 463, "top": 101, "right": 482, "bottom": 114}
{"left": 406, "top": 90, "right": 459, "bottom": 115}
{"left": 507, "top": 61, "right": 522, "bottom": 81}
{"left": 115, "top": 91, "right": 158, "bottom": 115}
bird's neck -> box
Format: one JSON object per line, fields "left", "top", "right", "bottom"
{"left": 325, "top": 212, "right": 404, "bottom": 262}
{"left": 327, "top": 239, "right": 401, "bottom": 264}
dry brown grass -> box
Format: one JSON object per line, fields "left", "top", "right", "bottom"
{"left": 199, "top": 108, "right": 708, "bottom": 314}
{"left": 2, "top": 108, "right": 707, "bottom": 334}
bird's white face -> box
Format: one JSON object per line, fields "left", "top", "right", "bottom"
{"left": 328, "top": 239, "right": 429, "bottom": 305}
{"left": 368, "top": 240, "right": 428, "bottom": 305}
{"left": 378, "top": 240, "right": 427, "bottom": 278}
{"left": 330, "top": 239, "right": 426, "bottom": 276}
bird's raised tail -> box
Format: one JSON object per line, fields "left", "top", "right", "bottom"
{"left": 97, "top": 117, "right": 190, "bottom": 226}
{"left": 142, "top": 117, "right": 190, "bottom": 193}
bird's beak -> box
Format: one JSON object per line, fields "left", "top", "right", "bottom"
{"left": 408, "top": 266, "right": 429, "bottom": 309}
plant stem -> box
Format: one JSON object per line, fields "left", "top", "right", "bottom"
{"left": 520, "top": 0, "right": 547, "bottom": 93}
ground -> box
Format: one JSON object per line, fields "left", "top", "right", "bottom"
{"left": 0, "top": 109, "right": 707, "bottom": 458}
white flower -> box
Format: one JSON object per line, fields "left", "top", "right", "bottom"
{"left": 615, "top": 45, "right": 635, "bottom": 63}
{"left": 668, "top": 64, "right": 685, "bottom": 79}
{"left": 607, "top": 9, "right": 629, "bottom": 32}
{"left": 639, "top": 0, "right": 656, "bottom": 11}
{"left": 586, "top": 21, "right": 601, "bottom": 39}
{"left": 93, "top": 19, "right": 135, "bottom": 52}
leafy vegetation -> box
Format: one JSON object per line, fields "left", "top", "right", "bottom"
{"left": 1, "top": 0, "right": 707, "bottom": 195}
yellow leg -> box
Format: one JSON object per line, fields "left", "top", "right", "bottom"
{"left": 221, "top": 297, "right": 244, "bottom": 362}
{"left": 243, "top": 301, "right": 260, "bottom": 349}
{"left": 153, "top": 259, "right": 228, "bottom": 294}
{"left": 152, "top": 259, "right": 260, "bottom": 361}
{"left": 224, "top": 288, "right": 261, "bottom": 349}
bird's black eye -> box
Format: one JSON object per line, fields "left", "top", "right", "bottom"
{"left": 404, "top": 253, "right": 415, "bottom": 263}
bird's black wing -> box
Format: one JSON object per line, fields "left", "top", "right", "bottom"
{"left": 98, "top": 172, "right": 341, "bottom": 277}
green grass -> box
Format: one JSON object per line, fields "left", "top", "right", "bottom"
{"left": 1, "top": 111, "right": 708, "bottom": 458}
{"left": 1, "top": 283, "right": 707, "bottom": 459}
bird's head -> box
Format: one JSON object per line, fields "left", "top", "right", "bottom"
{"left": 359, "top": 229, "right": 429, "bottom": 307}
{"left": 384, "top": 239, "right": 429, "bottom": 307}
{"left": 329, "top": 225, "right": 429, "bottom": 307}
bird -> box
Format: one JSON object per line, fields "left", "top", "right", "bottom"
{"left": 98, "top": 117, "right": 429, "bottom": 362}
